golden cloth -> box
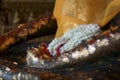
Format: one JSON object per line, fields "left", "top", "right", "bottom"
{"left": 54, "top": 0, "right": 120, "bottom": 38}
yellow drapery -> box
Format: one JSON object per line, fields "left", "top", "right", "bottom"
{"left": 54, "top": 0, "right": 120, "bottom": 38}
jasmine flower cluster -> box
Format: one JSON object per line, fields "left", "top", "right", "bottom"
{"left": 48, "top": 24, "right": 101, "bottom": 56}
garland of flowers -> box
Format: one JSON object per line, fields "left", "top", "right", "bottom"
{"left": 48, "top": 24, "right": 102, "bottom": 56}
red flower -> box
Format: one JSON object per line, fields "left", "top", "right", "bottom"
{"left": 40, "top": 42, "right": 51, "bottom": 56}
{"left": 56, "top": 43, "right": 64, "bottom": 56}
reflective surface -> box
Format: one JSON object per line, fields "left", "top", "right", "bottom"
{"left": 0, "top": 34, "right": 119, "bottom": 80}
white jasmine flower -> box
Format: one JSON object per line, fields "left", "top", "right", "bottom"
{"left": 48, "top": 24, "right": 101, "bottom": 56}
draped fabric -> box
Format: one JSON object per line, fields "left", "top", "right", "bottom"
{"left": 54, "top": 0, "right": 120, "bottom": 38}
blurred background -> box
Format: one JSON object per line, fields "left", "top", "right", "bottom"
{"left": 0, "top": 0, "right": 55, "bottom": 34}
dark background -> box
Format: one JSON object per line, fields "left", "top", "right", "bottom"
{"left": 0, "top": 0, "right": 55, "bottom": 33}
